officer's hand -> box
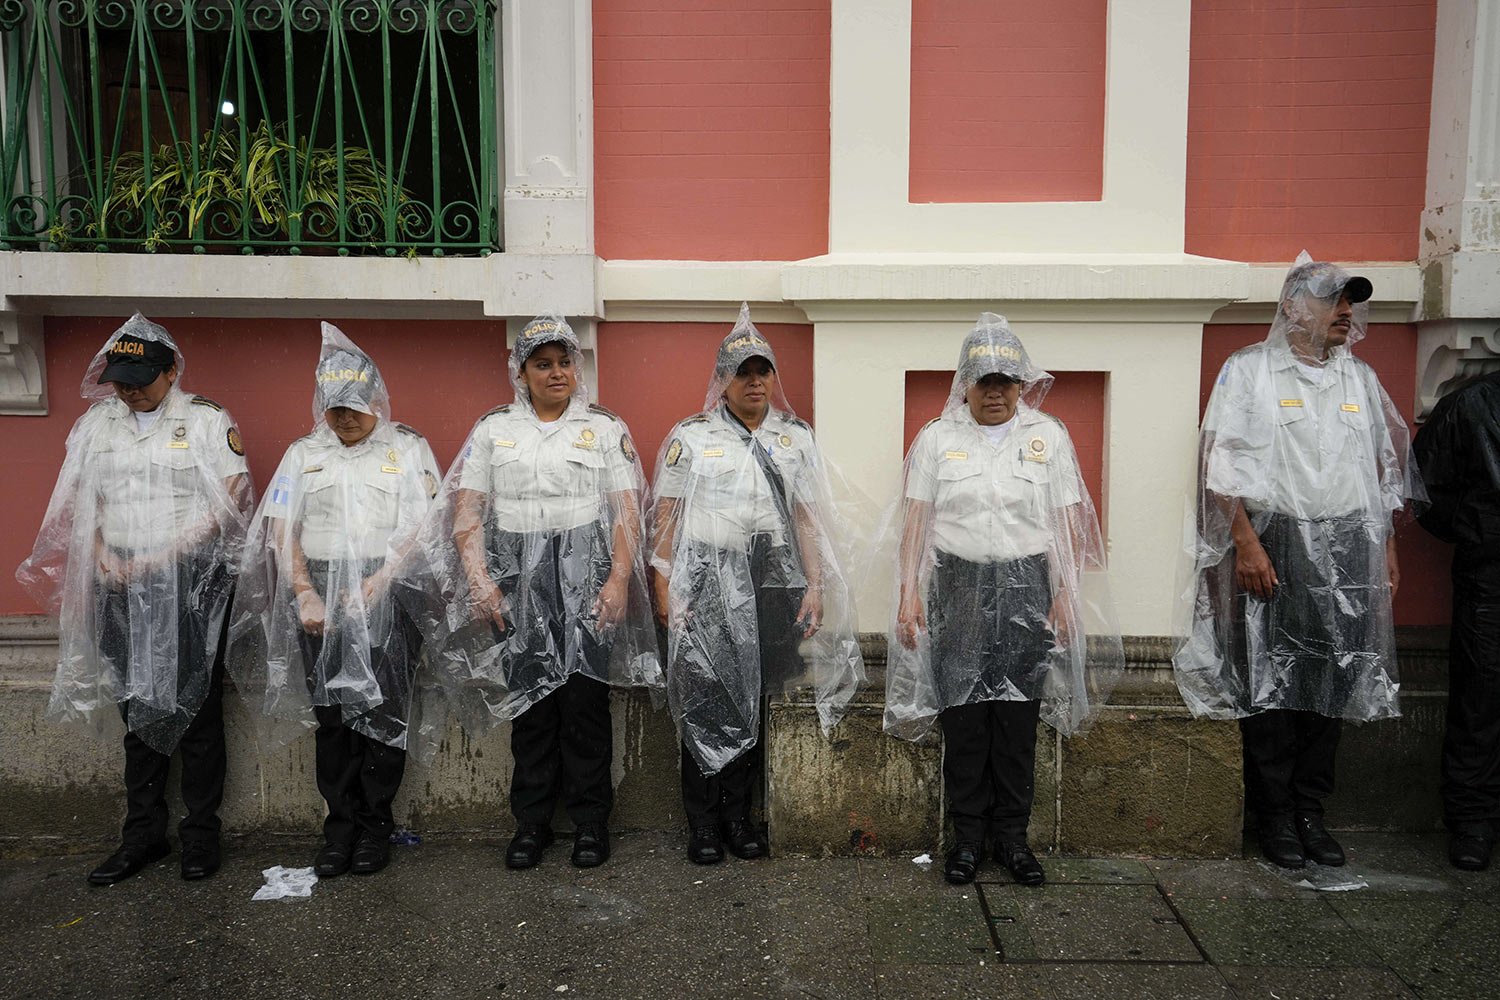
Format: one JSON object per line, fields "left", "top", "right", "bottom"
{"left": 796, "top": 589, "right": 823, "bottom": 638}
{"left": 361, "top": 570, "right": 388, "bottom": 607}
{"left": 1047, "top": 595, "right": 1073, "bottom": 650}
{"left": 896, "top": 593, "right": 926, "bottom": 650}
{"left": 470, "top": 577, "right": 506, "bottom": 630}
{"left": 1385, "top": 535, "right": 1400, "bottom": 598}
{"left": 594, "top": 572, "right": 629, "bottom": 629}
{"left": 651, "top": 572, "right": 670, "bottom": 629}
{"left": 296, "top": 590, "right": 327, "bottom": 635}
{"left": 1235, "top": 539, "right": 1278, "bottom": 600}
{"left": 96, "top": 549, "right": 128, "bottom": 590}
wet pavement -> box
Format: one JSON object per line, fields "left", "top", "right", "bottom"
{"left": 1, "top": 830, "right": 1495, "bottom": 999}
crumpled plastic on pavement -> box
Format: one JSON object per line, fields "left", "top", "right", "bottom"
{"left": 1259, "top": 861, "right": 1368, "bottom": 892}
{"left": 252, "top": 865, "right": 319, "bottom": 901}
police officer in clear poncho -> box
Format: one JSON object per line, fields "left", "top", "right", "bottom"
{"left": 651, "top": 304, "right": 864, "bottom": 865}
{"left": 1174, "top": 253, "right": 1421, "bottom": 869}
{"left": 17, "top": 314, "right": 252, "bottom": 885}
{"left": 228, "top": 323, "right": 440, "bottom": 877}
{"left": 887, "top": 314, "right": 1121, "bottom": 887}
{"left": 413, "top": 315, "right": 659, "bottom": 870}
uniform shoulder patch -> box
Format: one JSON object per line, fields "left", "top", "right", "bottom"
{"left": 587, "top": 403, "right": 622, "bottom": 423}
{"left": 191, "top": 395, "right": 223, "bottom": 411}
{"left": 782, "top": 414, "right": 811, "bottom": 431}
{"left": 681, "top": 412, "right": 711, "bottom": 426}
{"left": 480, "top": 404, "right": 512, "bottom": 419}
{"left": 226, "top": 426, "right": 245, "bottom": 456}
{"left": 394, "top": 422, "right": 422, "bottom": 438}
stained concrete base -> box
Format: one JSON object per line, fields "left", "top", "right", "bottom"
{"left": 2, "top": 621, "right": 1450, "bottom": 858}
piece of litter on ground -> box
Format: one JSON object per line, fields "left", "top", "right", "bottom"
{"left": 693, "top": 880, "right": 703, "bottom": 885}
{"left": 911, "top": 854, "right": 932, "bottom": 866}
{"left": 252, "top": 865, "right": 318, "bottom": 901}
{"left": 516, "top": 921, "right": 527, "bottom": 928}
{"left": 554, "top": 986, "right": 569, "bottom": 993}
{"left": 390, "top": 829, "right": 422, "bottom": 846}
{"left": 55, "top": 917, "right": 84, "bottom": 929}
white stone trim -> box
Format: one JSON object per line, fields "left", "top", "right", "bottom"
{"left": 828, "top": 0, "right": 1192, "bottom": 254}
{"left": 501, "top": 0, "right": 594, "bottom": 254}
{"left": 0, "top": 312, "right": 45, "bottom": 415}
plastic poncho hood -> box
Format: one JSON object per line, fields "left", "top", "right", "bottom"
{"left": 228, "top": 324, "right": 439, "bottom": 750}
{"left": 1172, "top": 253, "right": 1422, "bottom": 722}
{"left": 882, "top": 317, "right": 1121, "bottom": 739}
{"left": 17, "top": 316, "right": 252, "bottom": 753}
{"left": 651, "top": 304, "right": 866, "bottom": 776}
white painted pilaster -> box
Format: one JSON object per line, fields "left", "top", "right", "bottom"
{"left": 0, "top": 312, "right": 46, "bottom": 415}
{"left": 500, "top": 0, "right": 594, "bottom": 255}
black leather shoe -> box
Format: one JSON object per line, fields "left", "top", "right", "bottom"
{"left": 506, "top": 825, "right": 553, "bottom": 869}
{"left": 997, "top": 841, "right": 1045, "bottom": 887}
{"left": 180, "top": 840, "right": 221, "bottom": 881}
{"left": 944, "top": 841, "right": 981, "bottom": 885}
{"left": 723, "top": 819, "right": 767, "bottom": 860}
{"left": 687, "top": 824, "right": 724, "bottom": 865}
{"left": 1295, "top": 814, "right": 1345, "bottom": 867}
{"left": 350, "top": 834, "right": 390, "bottom": 875}
{"left": 571, "top": 823, "right": 610, "bottom": 868}
{"left": 1449, "top": 830, "right": 1494, "bottom": 871}
{"left": 314, "top": 840, "right": 353, "bottom": 877}
{"left": 1258, "top": 816, "right": 1307, "bottom": 868}
{"left": 88, "top": 841, "right": 170, "bottom": 886}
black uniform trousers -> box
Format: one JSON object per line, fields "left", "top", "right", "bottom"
{"left": 99, "top": 556, "right": 230, "bottom": 850}
{"left": 492, "top": 525, "right": 616, "bottom": 829}
{"left": 296, "top": 559, "right": 418, "bottom": 847}
{"left": 1239, "top": 709, "right": 1341, "bottom": 823}
{"left": 679, "top": 533, "right": 805, "bottom": 829}
{"left": 1232, "top": 513, "right": 1371, "bottom": 825}
{"left": 1442, "top": 571, "right": 1500, "bottom": 833}
{"left": 930, "top": 550, "right": 1052, "bottom": 846}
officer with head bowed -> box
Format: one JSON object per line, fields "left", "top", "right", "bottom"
{"left": 1175, "top": 253, "right": 1421, "bottom": 869}
{"left": 18, "top": 314, "right": 253, "bottom": 885}
{"left": 887, "top": 314, "right": 1120, "bottom": 886}
{"left": 651, "top": 304, "right": 864, "bottom": 865}
{"left": 412, "top": 315, "right": 660, "bottom": 870}
{"left": 229, "top": 323, "right": 440, "bottom": 877}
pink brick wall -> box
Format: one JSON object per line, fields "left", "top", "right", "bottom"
{"left": 1185, "top": 0, "right": 1436, "bottom": 262}
{"left": 909, "top": 0, "right": 1106, "bottom": 204}
{"left": 593, "top": 0, "right": 831, "bottom": 261}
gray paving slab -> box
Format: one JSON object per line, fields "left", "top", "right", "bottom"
{"left": 875, "top": 962, "right": 1235, "bottom": 1000}
{"left": 1217, "top": 965, "right": 1419, "bottom": 999}
{"left": 1329, "top": 894, "right": 1500, "bottom": 1000}
{"left": 983, "top": 883, "right": 1202, "bottom": 963}
{"left": 1149, "top": 858, "right": 1309, "bottom": 899}
{"left": 1167, "top": 898, "right": 1381, "bottom": 968}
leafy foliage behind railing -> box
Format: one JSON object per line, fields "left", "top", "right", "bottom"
{"left": 0, "top": 0, "right": 497, "bottom": 255}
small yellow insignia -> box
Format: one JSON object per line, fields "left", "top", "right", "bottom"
{"left": 1279, "top": 399, "right": 1304, "bottom": 408}
{"left": 944, "top": 450, "right": 968, "bottom": 461}
{"left": 581, "top": 428, "right": 596, "bottom": 443}
{"left": 779, "top": 434, "right": 792, "bottom": 448}
{"left": 702, "top": 447, "right": 725, "bottom": 458}
{"left": 226, "top": 427, "right": 244, "bottom": 456}
{"left": 666, "top": 439, "right": 683, "bottom": 467}
{"left": 303, "top": 464, "right": 323, "bottom": 474}
{"left": 167, "top": 441, "right": 189, "bottom": 450}
{"left": 387, "top": 448, "right": 399, "bottom": 462}
{"left": 1340, "top": 403, "right": 1361, "bottom": 413}
{"left": 381, "top": 464, "right": 401, "bottom": 474}
{"left": 495, "top": 439, "right": 516, "bottom": 448}
{"left": 1029, "top": 437, "right": 1047, "bottom": 455}
{"left": 172, "top": 425, "right": 186, "bottom": 439}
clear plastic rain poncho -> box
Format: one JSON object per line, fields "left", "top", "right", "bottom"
{"left": 227, "top": 324, "right": 440, "bottom": 750}
{"left": 1173, "top": 253, "right": 1423, "bottom": 722}
{"left": 15, "top": 314, "right": 253, "bottom": 753}
{"left": 882, "top": 314, "right": 1122, "bottom": 740}
{"left": 651, "top": 304, "right": 866, "bottom": 776}
{"left": 408, "top": 315, "right": 661, "bottom": 733}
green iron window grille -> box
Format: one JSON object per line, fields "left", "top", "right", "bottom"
{"left": 0, "top": 0, "right": 498, "bottom": 255}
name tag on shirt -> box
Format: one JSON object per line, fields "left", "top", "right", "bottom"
{"left": 944, "top": 450, "right": 968, "bottom": 461}
{"left": 495, "top": 439, "right": 516, "bottom": 448}
{"left": 1340, "top": 403, "right": 1361, "bottom": 413}
{"left": 381, "top": 465, "right": 402, "bottom": 474}
{"left": 167, "top": 441, "right": 189, "bottom": 449}
{"left": 702, "top": 448, "right": 725, "bottom": 458}
{"left": 1279, "top": 399, "right": 1304, "bottom": 408}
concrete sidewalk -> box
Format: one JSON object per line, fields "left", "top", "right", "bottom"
{"left": 1, "top": 831, "right": 1495, "bottom": 999}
